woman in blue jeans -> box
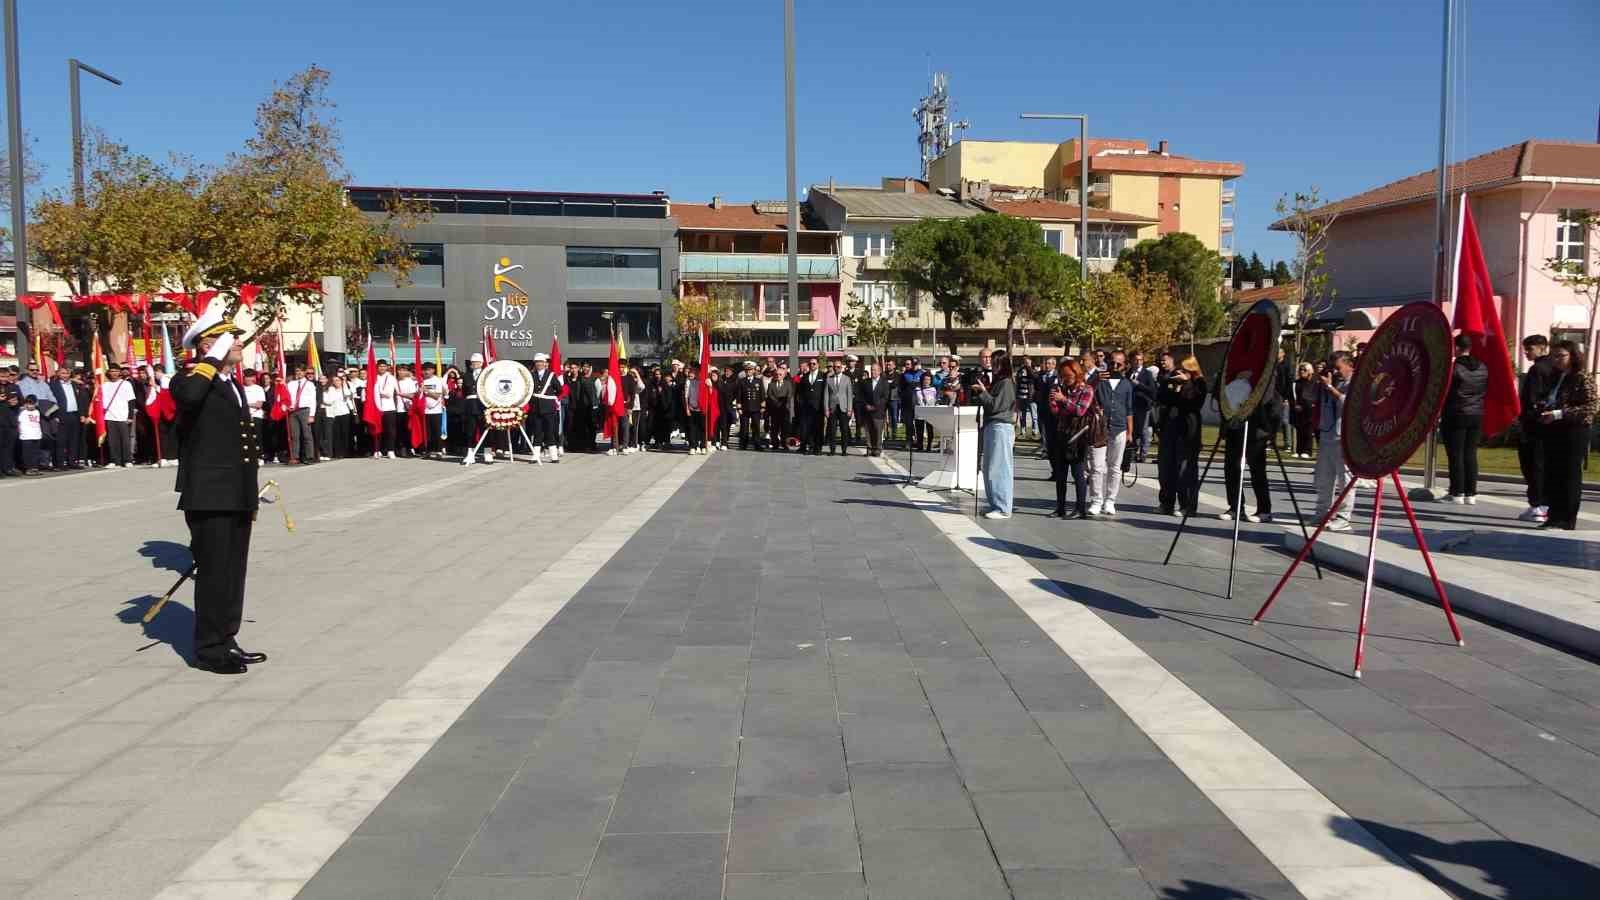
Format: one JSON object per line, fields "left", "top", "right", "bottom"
{"left": 972, "top": 350, "right": 1017, "bottom": 519}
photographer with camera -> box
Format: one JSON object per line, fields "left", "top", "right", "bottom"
{"left": 971, "top": 350, "right": 1017, "bottom": 520}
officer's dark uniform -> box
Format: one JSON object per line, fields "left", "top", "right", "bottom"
{"left": 530, "top": 366, "right": 562, "bottom": 453}
{"left": 171, "top": 339, "right": 261, "bottom": 672}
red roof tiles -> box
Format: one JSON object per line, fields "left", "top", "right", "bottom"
{"left": 672, "top": 201, "right": 824, "bottom": 231}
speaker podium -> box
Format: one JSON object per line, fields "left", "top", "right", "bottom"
{"left": 914, "top": 405, "right": 979, "bottom": 491}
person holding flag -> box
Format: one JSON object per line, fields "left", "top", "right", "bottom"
{"left": 600, "top": 328, "right": 629, "bottom": 454}
{"left": 1446, "top": 195, "right": 1522, "bottom": 505}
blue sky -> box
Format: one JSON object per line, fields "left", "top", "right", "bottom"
{"left": 9, "top": 0, "right": 1596, "bottom": 260}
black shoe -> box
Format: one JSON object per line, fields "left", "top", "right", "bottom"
{"left": 227, "top": 646, "right": 268, "bottom": 664}
{"left": 1051, "top": 506, "right": 1067, "bottom": 519}
{"left": 1074, "top": 507, "right": 1091, "bottom": 520}
{"left": 194, "top": 656, "right": 248, "bottom": 675}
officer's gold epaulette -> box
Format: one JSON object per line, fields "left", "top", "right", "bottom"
{"left": 192, "top": 362, "right": 218, "bottom": 380}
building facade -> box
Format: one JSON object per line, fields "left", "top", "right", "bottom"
{"left": 927, "top": 137, "right": 1243, "bottom": 262}
{"left": 348, "top": 187, "right": 677, "bottom": 365}
{"left": 1279, "top": 140, "right": 1599, "bottom": 365}
{"left": 673, "top": 198, "right": 844, "bottom": 359}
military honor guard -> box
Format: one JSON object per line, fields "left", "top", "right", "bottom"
{"left": 172, "top": 301, "right": 267, "bottom": 675}
{"left": 530, "top": 352, "right": 563, "bottom": 462}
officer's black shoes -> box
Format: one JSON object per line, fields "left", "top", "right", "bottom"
{"left": 227, "top": 646, "right": 269, "bottom": 665}
{"left": 194, "top": 657, "right": 249, "bottom": 675}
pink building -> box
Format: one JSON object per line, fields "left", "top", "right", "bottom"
{"left": 1276, "top": 140, "right": 1599, "bottom": 366}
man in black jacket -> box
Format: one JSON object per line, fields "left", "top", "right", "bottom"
{"left": 172, "top": 304, "right": 265, "bottom": 675}
{"left": 795, "top": 358, "right": 826, "bottom": 455}
{"left": 737, "top": 361, "right": 765, "bottom": 450}
{"left": 1442, "top": 334, "right": 1488, "bottom": 503}
{"left": 48, "top": 367, "right": 89, "bottom": 469}
{"left": 1517, "top": 335, "right": 1555, "bottom": 522}
{"left": 858, "top": 362, "right": 894, "bottom": 457}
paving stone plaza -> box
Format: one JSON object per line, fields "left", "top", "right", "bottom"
{"left": 2, "top": 449, "right": 1598, "bottom": 900}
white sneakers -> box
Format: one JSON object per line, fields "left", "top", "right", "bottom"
{"left": 984, "top": 510, "right": 1011, "bottom": 520}
{"left": 1465, "top": 495, "right": 1477, "bottom": 505}
{"left": 1085, "top": 503, "right": 1103, "bottom": 517}
{"left": 373, "top": 453, "right": 382, "bottom": 460}
{"left": 1327, "top": 519, "right": 1353, "bottom": 532}
{"left": 386, "top": 451, "right": 398, "bottom": 460}
{"left": 1101, "top": 502, "right": 1117, "bottom": 517}
{"left": 1218, "top": 510, "right": 1234, "bottom": 521}
{"left": 1447, "top": 495, "right": 1465, "bottom": 505}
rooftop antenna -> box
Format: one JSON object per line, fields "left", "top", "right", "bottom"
{"left": 914, "top": 72, "right": 968, "bottom": 180}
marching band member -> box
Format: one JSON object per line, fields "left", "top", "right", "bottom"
{"left": 530, "top": 352, "right": 562, "bottom": 462}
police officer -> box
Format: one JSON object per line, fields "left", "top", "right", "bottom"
{"left": 530, "top": 352, "right": 562, "bottom": 462}
{"left": 172, "top": 301, "right": 266, "bottom": 675}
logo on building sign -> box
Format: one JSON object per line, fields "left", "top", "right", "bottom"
{"left": 484, "top": 257, "right": 536, "bottom": 349}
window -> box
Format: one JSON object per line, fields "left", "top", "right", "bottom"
{"left": 850, "top": 230, "right": 895, "bottom": 258}
{"left": 1044, "top": 229, "right": 1067, "bottom": 254}
{"left": 567, "top": 303, "right": 663, "bottom": 344}
{"left": 360, "top": 301, "right": 447, "bottom": 346}
{"left": 731, "top": 284, "right": 759, "bottom": 321}
{"left": 365, "top": 242, "right": 444, "bottom": 289}
{"left": 566, "top": 247, "right": 662, "bottom": 290}
{"left": 1085, "top": 226, "right": 1130, "bottom": 261}
{"left": 1556, "top": 210, "right": 1590, "bottom": 272}
{"left": 763, "top": 284, "right": 813, "bottom": 319}
{"left": 855, "top": 282, "right": 906, "bottom": 315}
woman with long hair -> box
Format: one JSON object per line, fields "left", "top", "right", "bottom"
{"left": 1048, "top": 360, "right": 1103, "bottom": 519}
{"left": 1536, "top": 341, "right": 1597, "bottom": 530}
{"left": 972, "top": 350, "right": 1018, "bottom": 519}
{"left": 1156, "top": 355, "right": 1208, "bottom": 516}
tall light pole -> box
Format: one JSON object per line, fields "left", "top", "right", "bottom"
{"left": 69, "top": 58, "right": 121, "bottom": 298}
{"left": 4, "top": 0, "right": 27, "bottom": 368}
{"left": 783, "top": 0, "right": 799, "bottom": 371}
{"left": 1019, "top": 113, "right": 1089, "bottom": 286}
{"left": 1418, "top": 0, "right": 1455, "bottom": 498}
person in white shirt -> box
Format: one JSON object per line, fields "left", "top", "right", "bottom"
{"left": 322, "top": 372, "right": 352, "bottom": 459}
{"left": 396, "top": 366, "right": 419, "bottom": 459}
{"left": 284, "top": 365, "right": 317, "bottom": 464}
{"left": 139, "top": 366, "right": 179, "bottom": 468}
{"left": 373, "top": 360, "right": 400, "bottom": 459}
{"left": 420, "top": 363, "right": 446, "bottom": 457}
{"left": 99, "top": 363, "right": 135, "bottom": 467}
{"left": 17, "top": 394, "right": 44, "bottom": 474}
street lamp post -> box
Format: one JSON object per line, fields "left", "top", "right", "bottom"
{"left": 69, "top": 58, "right": 122, "bottom": 298}
{"left": 1019, "top": 113, "right": 1089, "bottom": 287}
{"left": 783, "top": 0, "right": 799, "bottom": 372}
{"left": 4, "top": 0, "right": 27, "bottom": 368}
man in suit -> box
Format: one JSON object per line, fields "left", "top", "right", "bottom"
{"left": 859, "top": 362, "right": 894, "bottom": 457}
{"left": 765, "top": 362, "right": 793, "bottom": 450}
{"left": 795, "top": 358, "right": 826, "bottom": 455}
{"left": 824, "top": 359, "right": 853, "bottom": 456}
{"left": 48, "top": 367, "right": 86, "bottom": 469}
{"left": 172, "top": 302, "right": 266, "bottom": 675}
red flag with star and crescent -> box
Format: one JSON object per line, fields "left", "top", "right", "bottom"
{"left": 1451, "top": 196, "right": 1520, "bottom": 438}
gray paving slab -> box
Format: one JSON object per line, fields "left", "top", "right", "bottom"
{"left": 846, "top": 761, "right": 980, "bottom": 833}
{"left": 858, "top": 828, "right": 1011, "bottom": 900}
{"left": 605, "top": 764, "right": 736, "bottom": 835}
{"left": 970, "top": 789, "right": 1133, "bottom": 870}
{"left": 581, "top": 833, "right": 726, "bottom": 900}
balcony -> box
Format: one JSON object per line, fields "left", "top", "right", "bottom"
{"left": 1221, "top": 188, "right": 1236, "bottom": 204}
{"left": 1220, "top": 218, "right": 1235, "bottom": 232}
{"left": 679, "top": 252, "right": 839, "bottom": 281}
{"left": 711, "top": 332, "right": 844, "bottom": 355}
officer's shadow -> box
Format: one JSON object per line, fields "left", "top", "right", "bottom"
{"left": 119, "top": 540, "right": 195, "bottom": 663}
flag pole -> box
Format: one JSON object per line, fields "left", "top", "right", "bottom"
{"left": 1418, "top": 0, "right": 1455, "bottom": 499}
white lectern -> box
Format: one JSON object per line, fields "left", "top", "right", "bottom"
{"left": 914, "top": 405, "right": 979, "bottom": 491}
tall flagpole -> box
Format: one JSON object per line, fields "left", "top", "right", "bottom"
{"left": 1419, "top": 0, "right": 1455, "bottom": 498}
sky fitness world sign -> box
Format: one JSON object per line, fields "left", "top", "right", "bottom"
{"left": 483, "top": 256, "right": 538, "bottom": 351}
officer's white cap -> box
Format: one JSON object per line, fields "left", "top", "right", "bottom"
{"left": 180, "top": 297, "right": 242, "bottom": 350}
{"left": 468, "top": 352, "right": 484, "bottom": 364}
{"left": 533, "top": 352, "right": 549, "bottom": 362}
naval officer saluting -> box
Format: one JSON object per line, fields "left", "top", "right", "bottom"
{"left": 172, "top": 301, "right": 267, "bottom": 674}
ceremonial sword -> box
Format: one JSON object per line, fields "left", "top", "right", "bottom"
{"left": 142, "top": 480, "right": 292, "bottom": 624}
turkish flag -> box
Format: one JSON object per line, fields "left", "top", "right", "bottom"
{"left": 1451, "top": 197, "right": 1520, "bottom": 438}
{"left": 361, "top": 336, "right": 383, "bottom": 439}
{"left": 603, "top": 332, "right": 625, "bottom": 440}
{"left": 409, "top": 325, "right": 428, "bottom": 448}
{"left": 697, "top": 326, "right": 718, "bottom": 444}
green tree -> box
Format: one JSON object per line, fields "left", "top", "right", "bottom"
{"left": 841, "top": 286, "right": 900, "bottom": 366}
{"left": 1275, "top": 188, "right": 1338, "bottom": 371}
{"left": 1270, "top": 260, "right": 1292, "bottom": 285}
{"left": 964, "top": 213, "right": 1080, "bottom": 354}
{"left": 669, "top": 283, "right": 738, "bottom": 363}
{"left": 885, "top": 217, "right": 982, "bottom": 355}
{"left": 1116, "top": 232, "right": 1225, "bottom": 350}
{"left": 1246, "top": 251, "right": 1267, "bottom": 285}
{"left": 194, "top": 66, "right": 427, "bottom": 331}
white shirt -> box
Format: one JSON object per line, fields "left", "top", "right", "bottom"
{"left": 244, "top": 383, "right": 266, "bottom": 420}
{"left": 398, "top": 376, "right": 418, "bottom": 412}
{"left": 374, "top": 373, "right": 399, "bottom": 412}
{"left": 100, "top": 380, "right": 133, "bottom": 422}
{"left": 323, "top": 384, "right": 351, "bottom": 417}
{"left": 18, "top": 407, "right": 42, "bottom": 441}
{"left": 288, "top": 378, "right": 317, "bottom": 417}
{"left": 422, "top": 376, "right": 446, "bottom": 414}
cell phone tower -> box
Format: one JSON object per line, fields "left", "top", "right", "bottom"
{"left": 914, "top": 72, "right": 968, "bottom": 180}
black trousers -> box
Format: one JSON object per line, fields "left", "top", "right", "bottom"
{"left": 255, "top": 419, "right": 271, "bottom": 460}
{"left": 105, "top": 420, "right": 132, "bottom": 465}
{"left": 715, "top": 409, "right": 732, "bottom": 446}
{"left": 1543, "top": 425, "right": 1588, "bottom": 528}
{"left": 1441, "top": 414, "right": 1481, "bottom": 498}
{"left": 1159, "top": 421, "right": 1200, "bottom": 513}
{"left": 1518, "top": 424, "right": 1545, "bottom": 507}
{"left": 185, "top": 510, "right": 253, "bottom": 664}
{"left": 381, "top": 411, "right": 400, "bottom": 454}
{"left": 0, "top": 425, "right": 16, "bottom": 474}
{"left": 329, "top": 414, "right": 351, "bottom": 458}
{"left": 740, "top": 411, "right": 763, "bottom": 449}
{"left": 861, "top": 411, "right": 883, "bottom": 455}
{"left": 686, "top": 411, "right": 706, "bottom": 448}
{"left": 826, "top": 409, "right": 851, "bottom": 452}
{"left": 53, "top": 416, "right": 82, "bottom": 467}
{"left": 1051, "top": 438, "right": 1087, "bottom": 513}
{"left": 767, "top": 407, "right": 790, "bottom": 449}
{"left": 804, "top": 408, "right": 825, "bottom": 453}
{"left": 532, "top": 408, "right": 560, "bottom": 449}
{"left": 425, "top": 413, "right": 443, "bottom": 454}
{"left": 1224, "top": 424, "right": 1273, "bottom": 515}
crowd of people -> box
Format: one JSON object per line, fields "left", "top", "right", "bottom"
{"left": 3, "top": 335, "right": 1595, "bottom": 531}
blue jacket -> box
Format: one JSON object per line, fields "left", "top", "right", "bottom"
{"left": 1094, "top": 375, "right": 1134, "bottom": 427}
